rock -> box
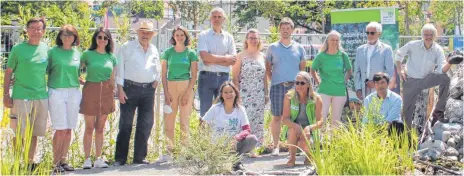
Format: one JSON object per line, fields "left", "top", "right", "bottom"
{"left": 447, "top": 137, "right": 457, "bottom": 148}
{"left": 445, "top": 147, "right": 459, "bottom": 156}
{"left": 449, "top": 77, "right": 463, "bottom": 99}
{"left": 461, "top": 158, "right": 464, "bottom": 163}
{"left": 454, "top": 135, "right": 462, "bottom": 145}
{"left": 432, "top": 122, "right": 462, "bottom": 140}
{"left": 442, "top": 131, "right": 452, "bottom": 142}
{"left": 428, "top": 149, "right": 441, "bottom": 161}
{"left": 445, "top": 99, "right": 463, "bottom": 123}
{"left": 447, "top": 156, "right": 458, "bottom": 161}
{"left": 459, "top": 148, "right": 463, "bottom": 155}
{"left": 419, "top": 139, "right": 446, "bottom": 153}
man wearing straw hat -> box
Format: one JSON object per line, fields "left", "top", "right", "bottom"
{"left": 114, "top": 21, "right": 160, "bottom": 166}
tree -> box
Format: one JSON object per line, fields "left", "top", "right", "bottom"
{"left": 95, "top": 0, "right": 164, "bottom": 20}
{"left": 430, "top": 0, "right": 463, "bottom": 35}
{"left": 167, "top": 1, "right": 213, "bottom": 31}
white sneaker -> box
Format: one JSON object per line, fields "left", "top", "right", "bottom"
{"left": 94, "top": 158, "right": 108, "bottom": 168}
{"left": 156, "top": 154, "right": 172, "bottom": 163}
{"left": 83, "top": 158, "right": 92, "bottom": 169}
{"left": 271, "top": 147, "right": 280, "bottom": 156}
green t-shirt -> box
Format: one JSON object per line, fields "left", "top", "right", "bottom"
{"left": 7, "top": 42, "right": 49, "bottom": 100}
{"left": 81, "top": 50, "right": 117, "bottom": 82}
{"left": 48, "top": 46, "right": 81, "bottom": 88}
{"left": 311, "top": 51, "right": 352, "bottom": 96}
{"left": 161, "top": 47, "right": 198, "bottom": 81}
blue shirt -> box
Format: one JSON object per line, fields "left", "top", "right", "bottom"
{"left": 265, "top": 41, "right": 305, "bottom": 86}
{"left": 363, "top": 90, "right": 402, "bottom": 124}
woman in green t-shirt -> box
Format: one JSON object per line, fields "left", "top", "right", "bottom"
{"left": 48, "top": 24, "right": 82, "bottom": 173}
{"left": 79, "top": 27, "right": 117, "bottom": 169}
{"left": 158, "top": 26, "right": 198, "bottom": 162}
{"left": 310, "top": 30, "right": 352, "bottom": 128}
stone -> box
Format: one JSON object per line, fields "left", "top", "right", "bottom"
{"left": 445, "top": 147, "right": 459, "bottom": 156}
{"left": 447, "top": 137, "right": 457, "bottom": 148}
{"left": 454, "top": 135, "right": 462, "bottom": 145}
{"left": 445, "top": 99, "right": 463, "bottom": 122}
{"left": 459, "top": 148, "right": 463, "bottom": 155}
{"left": 419, "top": 139, "right": 446, "bottom": 153}
{"left": 447, "top": 156, "right": 458, "bottom": 161}
{"left": 428, "top": 149, "right": 441, "bottom": 161}
{"left": 461, "top": 158, "right": 464, "bottom": 163}
{"left": 433, "top": 122, "right": 462, "bottom": 140}
{"left": 442, "top": 131, "right": 452, "bottom": 142}
{"left": 449, "top": 77, "right": 463, "bottom": 99}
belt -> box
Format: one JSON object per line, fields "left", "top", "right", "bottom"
{"left": 125, "top": 79, "right": 153, "bottom": 88}
{"left": 200, "top": 71, "right": 229, "bottom": 77}
{"left": 280, "top": 81, "right": 295, "bottom": 87}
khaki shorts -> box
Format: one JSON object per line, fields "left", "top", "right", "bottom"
{"left": 10, "top": 99, "right": 49, "bottom": 137}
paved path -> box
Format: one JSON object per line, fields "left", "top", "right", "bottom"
{"left": 68, "top": 153, "right": 313, "bottom": 175}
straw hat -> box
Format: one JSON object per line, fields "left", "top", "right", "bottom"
{"left": 137, "top": 21, "right": 155, "bottom": 32}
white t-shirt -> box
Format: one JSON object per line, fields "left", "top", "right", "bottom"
{"left": 201, "top": 103, "right": 250, "bottom": 137}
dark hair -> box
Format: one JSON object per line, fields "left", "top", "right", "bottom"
{"left": 26, "top": 17, "right": 46, "bottom": 30}
{"left": 56, "top": 24, "right": 80, "bottom": 46}
{"left": 215, "top": 81, "right": 241, "bottom": 108}
{"left": 169, "top": 26, "right": 191, "bottom": 46}
{"left": 373, "top": 72, "right": 390, "bottom": 84}
{"left": 89, "top": 27, "right": 113, "bottom": 53}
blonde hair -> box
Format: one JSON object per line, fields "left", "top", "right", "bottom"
{"left": 320, "top": 30, "right": 344, "bottom": 53}
{"left": 243, "top": 28, "right": 262, "bottom": 51}
{"left": 293, "top": 71, "right": 317, "bottom": 101}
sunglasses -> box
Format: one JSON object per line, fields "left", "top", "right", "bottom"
{"left": 97, "top": 36, "right": 109, "bottom": 40}
{"left": 295, "top": 81, "right": 307, "bottom": 86}
{"left": 366, "top": 31, "right": 377, "bottom": 35}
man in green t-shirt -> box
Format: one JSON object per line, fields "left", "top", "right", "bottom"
{"left": 2, "top": 17, "right": 49, "bottom": 168}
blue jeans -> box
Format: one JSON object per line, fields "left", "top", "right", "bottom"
{"left": 198, "top": 71, "right": 229, "bottom": 117}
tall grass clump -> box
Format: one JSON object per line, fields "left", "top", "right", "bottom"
{"left": 310, "top": 99, "right": 417, "bottom": 175}
{"left": 175, "top": 124, "right": 239, "bottom": 175}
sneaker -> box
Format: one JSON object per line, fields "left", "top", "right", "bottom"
{"left": 53, "top": 164, "right": 65, "bottom": 173}
{"left": 61, "top": 163, "right": 75, "bottom": 171}
{"left": 156, "top": 154, "right": 172, "bottom": 163}
{"left": 94, "top": 158, "right": 108, "bottom": 168}
{"left": 82, "top": 158, "right": 92, "bottom": 169}
{"left": 232, "top": 162, "right": 246, "bottom": 171}
{"left": 271, "top": 147, "right": 279, "bottom": 156}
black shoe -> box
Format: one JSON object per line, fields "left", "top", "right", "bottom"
{"left": 448, "top": 55, "right": 463, "bottom": 64}
{"left": 232, "top": 162, "right": 246, "bottom": 171}
{"left": 431, "top": 110, "right": 445, "bottom": 126}
{"left": 28, "top": 163, "right": 39, "bottom": 173}
{"left": 60, "top": 163, "right": 75, "bottom": 171}
{"left": 53, "top": 165, "right": 65, "bottom": 173}
{"left": 113, "top": 161, "right": 126, "bottom": 166}
{"left": 133, "top": 160, "right": 150, "bottom": 164}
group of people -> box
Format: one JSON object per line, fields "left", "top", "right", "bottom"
{"left": 3, "top": 6, "right": 461, "bottom": 173}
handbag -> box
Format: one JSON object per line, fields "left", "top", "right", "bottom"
{"left": 342, "top": 53, "right": 350, "bottom": 108}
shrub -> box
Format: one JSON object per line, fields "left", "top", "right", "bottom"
{"left": 174, "top": 124, "right": 239, "bottom": 175}
{"left": 309, "top": 99, "right": 417, "bottom": 175}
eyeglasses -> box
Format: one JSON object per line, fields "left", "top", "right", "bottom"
{"left": 247, "top": 37, "right": 259, "bottom": 41}
{"left": 97, "top": 36, "right": 109, "bottom": 40}
{"left": 366, "top": 31, "right": 377, "bottom": 35}
{"left": 295, "top": 81, "right": 307, "bottom": 86}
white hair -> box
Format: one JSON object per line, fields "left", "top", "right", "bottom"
{"left": 366, "top": 21, "right": 382, "bottom": 33}
{"left": 210, "top": 7, "right": 227, "bottom": 19}
{"left": 421, "top": 23, "right": 437, "bottom": 38}
{"left": 320, "top": 30, "right": 344, "bottom": 52}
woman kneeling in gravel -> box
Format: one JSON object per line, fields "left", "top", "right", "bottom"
{"left": 201, "top": 81, "right": 258, "bottom": 171}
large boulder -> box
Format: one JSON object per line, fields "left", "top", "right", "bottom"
{"left": 445, "top": 98, "right": 463, "bottom": 123}
{"left": 449, "top": 77, "right": 463, "bottom": 99}
{"left": 432, "top": 122, "right": 462, "bottom": 140}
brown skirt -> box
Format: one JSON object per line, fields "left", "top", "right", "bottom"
{"left": 79, "top": 79, "right": 115, "bottom": 116}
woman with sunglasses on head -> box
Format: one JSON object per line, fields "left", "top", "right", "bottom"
{"left": 48, "top": 24, "right": 81, "bottom": 173}
{"left": 281, "top": 71, "right": 323, "bottom": 167}
{"left": 232, "top": 29, "right": 268, "bottom": 157}
{"left": 79, "top": 27, "right": 117, "bottom": 169}
{"left": 310, "top": 30, "right": 352, "bottom": 128}
{"left": 201, "top": 81, "right": 258, "bottom": 171}
{"left": 158, "top": 26, "right": 198, "bottom": 163}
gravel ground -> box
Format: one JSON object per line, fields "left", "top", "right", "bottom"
{"left": 67, "top": 153, "right": 313, "bottom": 175}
